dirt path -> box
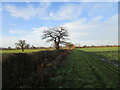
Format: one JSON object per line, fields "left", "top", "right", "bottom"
{"left": 46, "top": 49, "right": 118, "bottom": 88}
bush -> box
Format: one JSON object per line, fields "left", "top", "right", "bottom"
{"left": 2, "top": 49, "right": 70, "bottom": 88}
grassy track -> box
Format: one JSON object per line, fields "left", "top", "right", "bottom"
{"left": 47, "top": 49, "right": 118, "bottom": 88}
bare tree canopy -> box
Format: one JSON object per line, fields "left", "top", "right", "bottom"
{"left": 15, "top": 40, "right": 26, "bottom": 52}
{"left": 42, "top": 26, "right": 69, "bottom": 50}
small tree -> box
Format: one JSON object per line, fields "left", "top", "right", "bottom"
{"left": 15, "top": 40, "right": 26, "bottom": 52}
{"left": 66, "top": 42, "right": 74, "bottom": 49}
{"left": 8, "top": 47, "right": 11, "bottom": 50}
{"left": 42, "top": 26, "right": 69, "bottom": 50}
{"left": 83, "top": 45, "right": 87, "bottom": 48}
{"left": 31, "top": 45, "right": 36, "bottom": 49}
{"left": 25, "top": 44, "right": 30, "bottom": 49}
{"left": 91, "top": 45, "right": 94, "bottom": 47}
{"left": 16, "top": 47, "right": 20, "bottom": 50}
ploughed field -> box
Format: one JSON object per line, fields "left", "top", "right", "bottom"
{"left": 2, "top": 47, "right": 119, "bottom": 88}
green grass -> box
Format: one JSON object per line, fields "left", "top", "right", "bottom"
{"left": 95, "top": 51, "right": 118, "bottom": 61}
{"left": 1, "top": 47, "right": 119, "bottom": 88}
{"left": 78, "top": 47, "right": 118, "bottom": 52}
{"left": 77, "top": 47, "right": 119, "bottom": 61}
{"left": 0, "top": 49, "right": 54, "bottom": 54}
{"left": 47, "top": 49, "right": 118, "bottom": 88}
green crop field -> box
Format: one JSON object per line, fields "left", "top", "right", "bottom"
{"left": 0, "top": 49, "right": 54, "bottom": 54}
{"left": 77, "top": 47, "right": 119, "bottom": 61}
{"left": 78, "top": 47, "right": 118, "bottom": 52}
{"left": 47, "top": 47, "right": 119, "bottom": 88}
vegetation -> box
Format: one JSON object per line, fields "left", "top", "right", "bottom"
{"left": 2, "top": 45, "right": 119, "bottom": 88}
{"left": 65, "top": 42, "right": 74, "bottom": 49}
{"left": 42, "top": 26, "right": 69, "bottom": 50}
{"left": 2, "top": 50, "right": 70, "bottom": 88}
{"left": 47, "top": 49, "right": 118, "bottom": 88}
{"left": 2, "top": 46, "right": 119, "bottom": 88}
{"left": 25, "top": 44, "right": 30, "bottom": 49}
{"left": 15, "top": 40, "right": 27, "bottom": 52}
{"left": 78, "top": 47, "right": 118, "bottom": 52}
{"left": 1, "top": 49, "right": 53, "bottom": 54}
{"left": 78, "top": 47, "right": 119, "bottom": 62}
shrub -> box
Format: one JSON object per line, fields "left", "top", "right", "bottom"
{"left": 2, "top": 49, "right": 70, "bottom": 88}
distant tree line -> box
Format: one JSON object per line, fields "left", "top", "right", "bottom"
{"left": 1, "top": 25, "right": 119, "bottom": 51}
{"left": 75, "top": 45, "right": 120, "bottom": 48}
{"left": 1, "top": 46, "right": 53, "bottom": 50}
{"left": 1, "top": 44, "right": 119, "bottom": 51}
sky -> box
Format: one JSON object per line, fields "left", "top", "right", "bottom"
{"left": 1, "top": 1, "right": 118, "bottom": 48}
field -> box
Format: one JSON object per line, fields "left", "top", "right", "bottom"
{"left": 2, "top": 47, "right": 119, "bottom": 88}
{"left": 47, "top": 47, "right": 119, "bottom": 88}
{"left": 78, "top": 47, "right": 118, "bottom": 52}
{"left": 78, "top": 47, "right": 119, "bottom": 62}
{"left": 0, "top": 49, "right": 54, "bottom": 54}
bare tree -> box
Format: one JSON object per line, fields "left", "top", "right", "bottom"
{"left": 42, "top": 26, "right": 69, "bottom": 50}
{"left": 15, "top": 40, "right": 26, "bottom": 52}
{"left": 25, "top": 44, "right": 30, "bottom": 49}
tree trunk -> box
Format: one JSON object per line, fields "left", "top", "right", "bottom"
{"left": 21, "top": 46, "right": 24, "bottom": 52}
{"left": 56, "top": 44, "right": 59, "bottom": 50}
{"left": 55, "top": 43, "right": 59, "bottom": 50}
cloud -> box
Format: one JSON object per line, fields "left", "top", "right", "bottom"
{"left": 2, "top": 14, "right": 117, "bottom": 48}
{"left": 82, "top": 0, "right": 119, "bottom": 2}
{"left": 4, "top": 2, "right": 51, "bottom": 20}
{"left": 63, "top": 14, "right": 118, "bottom": 45}
{"left": 25, "top": 0, "right": 30, "bottom": 3}
{"left": 87, "top": 2, "right": 118, "bottom": 17}
{"left": 0, "top": 2, "right": 2, "bottom": 12}
{"left": 4, "top": 4, "right": 34, "bottom": 20}
{"left": 2, "top": 0, "right": 119, "bottom": 2}
{"left": 93, "top": 16, "right": 103, "bottom": 21}
{"left": 77, "top": 40, "right": 118, "bottom": 46}
{"left": 4, "top": 2, "right": 82, "bottom": 20}
{"left": 32, "top": 27, "right": 49, "bottom": 35}
{"left": 2, "top": 27, "right": 51, "bottom": 48}
{"left": 4, "top": 2, "right": 117, "bottom": 21}
{"left": 9, "top": 29, "right": 29, "bottom": 34}
{"left": 2, "top": 2, "right": 118, "bottom": 47}
{"left": 2, "top": 31, "right": 51, "bottom": 48}
{"left": 49, "top": 3, "right": 82, "bottom": 20}
{"left": 0, "top": 8, "right": 2, "bottom": 12}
